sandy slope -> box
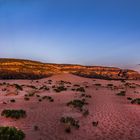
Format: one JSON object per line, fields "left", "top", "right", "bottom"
{"left": 0, "top": 74, "right": 139, "bottom": 140}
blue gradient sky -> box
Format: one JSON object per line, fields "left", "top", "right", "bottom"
{"left": 0, "top": 0, "right": 140, "bottom": 68}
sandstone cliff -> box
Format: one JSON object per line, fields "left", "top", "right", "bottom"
{"left": 0, "top": 58, "right": 139, "bottom": 80}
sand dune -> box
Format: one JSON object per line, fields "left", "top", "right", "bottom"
{"left": 0, "top": 74, "right": 140, "bottom": 140}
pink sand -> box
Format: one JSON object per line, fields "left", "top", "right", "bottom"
{"left": 0, "top": 74, "right": 139, "bottom": 140}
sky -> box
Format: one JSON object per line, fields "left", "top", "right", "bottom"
{"left": 0, "top": 0, "right": 140, "bottom": 68}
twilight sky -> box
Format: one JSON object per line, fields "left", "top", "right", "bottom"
{"left": 0, "top": 0, "right": 140, "bottom": 68}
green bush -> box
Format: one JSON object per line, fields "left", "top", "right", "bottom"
{"left": 14, "top": 84, "right": 23, "bottom": 91}
{"left": 42, "top": 96, "right": 54, "bottom": 102}
{"left": 92, "top": 121, "right": 98, "bottom": 127}
{"left": 28, "top": 92, "right": 35, "bottom": 97}
{"left": 1, "top": 109, "right": 26, "bottom": 119}
{"left": 131, "top": 98, "right": 140, "bottom": 105}
{"left": 38, "top": 99, "right": 42, "bottom": 102}
{"left": 39, "top": 86, "right": 49, "bottom": 91}
{"left": 0, "top": 126, "right": 25, "bottom": 140}
{"left": 24, "top": 97, "right": 30, "bottom": 101}
{"left": 60, "top": 116, "right": 80, "bottom": 130}
{"left": 127, "top": 97, "right": 132, "bottom": 100}
{"left": 94, "top": 83, "right": 101, "bottom": 86}
{"left": 107, "top": 84, "right": 113, "bottom": 87}
{"left": 76, "top": 87, "right": 85, "bottom": 92}
{"left": 54, "top": 86, "right": 67, "bottom": 92}
{"left": 116, "top": 91, "right": 126, "bottom": 96}
{"left": 82, "top": 109, "right": 89, "bottom": 116}
{"left": 67, "top": 99, "right": 87, "bottom": 109}
{"left": 34, "top": 125, "right": 39, "bottom": 131}
{"left": 10, "top": 99, "right": 16, "bottom": 103}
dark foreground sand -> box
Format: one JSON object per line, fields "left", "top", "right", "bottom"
{"left": 0, "top": 74, "right": 139, "bottom": 140}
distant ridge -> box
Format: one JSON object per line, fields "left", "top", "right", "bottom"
{"left": 0, "top": 58, "right": 139, "bottom": 80}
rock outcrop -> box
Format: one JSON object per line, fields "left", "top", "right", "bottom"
{"left": 0, "top": 58, "right": 139, "bottom": 80}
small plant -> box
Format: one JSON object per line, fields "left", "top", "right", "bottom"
{"left": 67, "top": 99, "right": 87, "bottom": 109}
{"left": 81, "top": 93, "right": 86, "bottom": 97}
{"left": 71, "top": 88, "right": 76, "bottom": 91}
{"left": 73, "top": 84, "right": 80, "bottom": 87}
{"left": 131, "top": 98, "right": 140, "bottom": 105}
{"left": 54, "top": 86, "right": 67, "bottom": 92}
{"left": 76, "top": 87, "right": 85, "bottom": 92}
{"left": 10, "top": 99, "right": 16, "bottom": 103}
{"left": 14, "top": 84, "right": 23, "bottom": 91}
{"left": 42, "top": 96, "right": 54, "bottom": 102}
{"left": 65, "top": 127, "right": 71, "bottom": 133}
{"left": 83, "top": 109, "right": 89, "bottom": 116}
{"left": 60, "top": 116, "right": 80, "bottom": 133}
{"left": 92, "top": 121, "right": 98, "bottom": 127}
{"left": 127, "top": 97, "right": 132, "bottom": 100}
{"left": 28, "top": 85, "right": 37, "bottom": 89}
{"left": 3, "top": 102, "right": 7, "bottom": 104}
{"left": 34, "top": 125, "right": 39, "bottom": 131}
{"left": 85, "top": 95, "right": 92, "bottom": 98}
{"left": 95, "top": 83, "right": 101, "bottom": 86}
{"left": 39, "top": 86, "right": 49, "bottom": 91}
{"left": 28, "top": 92, "right": 35, "bottom": 97}
{"left": 24, "top": 97, "right": 30, "bottom": 101}
{"left": 38, "top": 99, "right": 42, "bottom": 102}
{"left": 116, "top": 91, "right": 126, "bottom": 96}
{"left": 36, "top": 95, "right": 40, "bottom": 98}
{"left": 0, "top": 126, "right": 25, "bottom": 140}
{"left": 50, "top": 98, "right": 54, "bottom": 102}
{"left": 1, "top": 109, "right": 26, "bottom": 119}
{"left": 107, "top": 84, "right": 113, "bottom": 87}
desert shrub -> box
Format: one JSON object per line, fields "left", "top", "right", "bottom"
{"left": 81, "top": 94, "right": 91, "bottom": 98}
{"left": 60, "top": 116, "right": 80, "bottom": 133}
{"left": 81, "top": 93, "right": 86, "bottom": 97}
{"left": 2, "top": 88, "right": 7, "bottom": 91}
{"left": 27, "top": 85, "right": 37, "bottom": 89}
{"left": 1, "top": 109, "right": 26, "bottom": 119}
{"left": 34, "top": 125, "right": 39, "bottom": 131}
{"left": 76, "top": 87, "right": 85, "bottom": 92}
{"left": 71, "top": 88, "right": 76, "bottom": 91}
{"left": 85, "top": 95, "right": 92, "bottom": 98}
{"left": 14, "top": 84, "right": 23, "bottom": 91}
{"left": 92, "top": 121, "right": 98, "bottom": 127}
{"left": 48, "top": 80, "right": 52, "bottom": 84}
{"left": 0, "top": 126, "right": 25, "bottom": 140}
{"left": 73, "top": 84, "right": 80, "bottom": 87}
{"left": 36, "top": 95, "right": 40, "bottom": 98}
{"left": 129, "top": 86, "right": 136, "bottom": 89}
{"left": 95, "top": 83, "right": 101, "bottom": 86}
{"left": 24, "top": 94, "right": 28, "bottom": 97}
{"left": 24, "top": 97, "right": 30, "bottom": 101}
{"left": 127, "top": 97, "right": 132, "bottom": 100}
{"left": 82, "top": 109, "right": 89, "bottom": 116}
{"left": 28, "top": 92, "right": 35, "bottom": 97}
{"left": 52, "top": 85, "right": 55, "bottom": 88}
{"left": 38, "top": 99, "right": 42, "bottom": 102}
{"left": 10, "top": 99, "right": 16, "bottom": 103}
{"left": 3, "top": 102, "right": 7, "bottom": 105}
{"left": 54, "top": 86, "right": 67, "bottom": 92}
{"left": 121, "top": 80, "right": 126, "bottom": 83}
{"left": 42, "top": 96, "right": 54, "bottom": 102}
{"left": 67, "top": 99, "right": 87, "bottom": 109}
{"left": 2, "top": 82, "right": 6, "bottom": 85}
{"left": 39, "top": 86, "right": 49, "bottom": 91}
{"left": 107, "top": 84, "right": 113, "bottom": 87}
{"left": 50, "top": 98, "right": 54, "bottom": 102}
{"left": 65, "top": 127, "right": 71, "bottom": 133}
{"left": 116, "top": 91, "right": 126, "bottom": 96}
{"left": 131, "top": 98, "right": 140, "bottom": 105}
